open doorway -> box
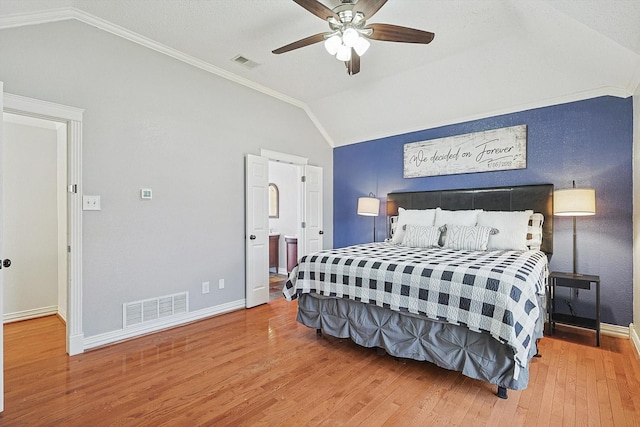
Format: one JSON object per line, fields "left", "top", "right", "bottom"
{"left": 267, "top": 161, "right": 301, "bottom": 301}
{"left": 2, "top": 92, "right": 84, "bottom": 357}
{"left": 2, "top": 113, "right": 67, "bottom": 322}
{"left": 245, "top": 149, "right": 323, "bottom": 308}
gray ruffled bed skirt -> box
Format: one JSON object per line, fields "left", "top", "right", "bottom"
{"left": 296, "top": 293, "right": 546, "bottom": 390}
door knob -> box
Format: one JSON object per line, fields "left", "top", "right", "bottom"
{"left": 319, "top": 230, "right": 324, "bottom": 235}
{"left": 1, "top": 259, "right": 11, "bottom": 269}
{"left": 249, "top": 235, "right": 256, "bottom": 240}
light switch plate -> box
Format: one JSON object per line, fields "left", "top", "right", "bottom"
{"left": 82, "top": 195, "right": 101, "bottom": 211}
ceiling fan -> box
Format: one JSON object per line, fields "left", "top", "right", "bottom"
{"left": 272, "top": 0, "right": 435, "bottom": 75}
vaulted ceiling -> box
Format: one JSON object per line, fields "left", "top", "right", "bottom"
{"left": 1, "top": 0, "right": 639, "bottom": 147}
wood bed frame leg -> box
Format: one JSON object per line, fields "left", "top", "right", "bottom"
{"left": 496, "top": 386, "right": 508, "bottom": 399}
{"left": 316, "top": 328, "right": 322, "bottom": 336}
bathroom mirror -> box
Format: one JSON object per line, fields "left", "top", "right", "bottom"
{"left": 269, "top": 183, "right": 279, "bottom": 218}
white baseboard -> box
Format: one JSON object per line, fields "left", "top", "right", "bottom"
{"left": 278, "top": 267, "right": 289, "bottom": 276}
{"left": 57, "top": 307, "right": 67, "bottom": 323}
{"left": 600, "top": 323, "right": 630, "bottom": 338}
{"left": 83, "top": 299, "right": 246, "bottom": 351}
{"left": 68, "top": 333, "right": 84, "bottom": 356}
{"left": 551, "top": 322, "right": 630, "bottom": 339}
{"left": 630, "top": 323, "right": 640, "bottom": 357}
{"left": 3, "top": 305, "right": 58, "bottom": 323}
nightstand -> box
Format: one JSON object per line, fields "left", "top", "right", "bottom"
{"left": 548, "top": 271, "right": 600, "bottom": 346}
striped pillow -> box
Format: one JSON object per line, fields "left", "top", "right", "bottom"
{"left": 441, "top": 224, "right": 498, "bottom": 251}
{"left": 402, "top": 224, "right": 442, "bottom": 248}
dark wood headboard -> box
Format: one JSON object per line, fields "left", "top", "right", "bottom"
{"left": 387, "top": 184, "right": 553, "bottom": 254}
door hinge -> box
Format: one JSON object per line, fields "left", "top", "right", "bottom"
{"left": 301, "top": 222, "right": 306, "bottom": 229}
{"left": 301, "top": 176, "right": 306, "bottom": 183}
{"left": 68, "top": 184, "right": 78, "bottom": 194}
{"left": 68, "top": 245, "right": 71, "bottom": 253}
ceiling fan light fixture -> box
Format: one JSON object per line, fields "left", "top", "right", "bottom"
{"left": 342, "top": 27, "right": 360, "bottom": 47}
{"left": 336, "top": 44, "right": 352, "bottom": 61}
{"left": 273, "top": 1, "right": 435, "bottom": 74}
{"left": 324, "top": 34, "right": 342, "bottom": 55}
{"left": 354, "top": 36, "right": 370, "bottom": 56}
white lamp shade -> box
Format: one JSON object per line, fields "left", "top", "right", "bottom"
{"left": 353, "top": 36, "right": 370, "bottom": 56}
{"left": 554, "top": 188, "right": 596, "bottom": 216}
{"left": 342, "top": 28, "right": 360, "bottom": 47}
{"left": 336, "top": 44, "right": 352, "bottom": 61}
{"left": 324, "top": 35, "right": 341, "bottom": 55}
{"left": 357, "top": 197, "right": 380, "bottom": 216}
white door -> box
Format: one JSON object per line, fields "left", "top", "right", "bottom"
{"left": 245, "top": 154, "right": 269, "bottom": 308}
{"left": 300, "top": 165, "right": 323, "bottom": 258}
{"left": 0, "top": 82, "right": 5, "bottom": 412}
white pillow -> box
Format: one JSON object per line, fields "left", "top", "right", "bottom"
{"left": 441, "top": 224, "right": 496, "bottom": 251}
{"left": 392, "top": 207, "right": 437, "bottom": 244}
{"left": 434, "top": 208, "right": 482, "bottom": 227}
{"left": 402, "top": 224, "right": 442, "bottom": 248}
{"left": 477, "top": 210, "right": 533, "bottom": 251}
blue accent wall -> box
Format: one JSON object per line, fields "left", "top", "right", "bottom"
{"left": 334, "top": 96, "right": 633, "bottom": 326}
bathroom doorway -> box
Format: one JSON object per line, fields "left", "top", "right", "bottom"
{"left": 267, "top": 160, "right": 301, "bottom": 300}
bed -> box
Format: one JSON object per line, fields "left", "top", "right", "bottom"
{"left": 284, "top": 184, "right": 553, "bottom": 398}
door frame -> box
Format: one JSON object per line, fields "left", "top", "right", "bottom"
{"left": 3, "top": 92, "right": 85, "bottom": 356}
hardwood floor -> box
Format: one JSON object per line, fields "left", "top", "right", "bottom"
{"left": 269, "top": 273, "right": 287, "bottom": 300}
{"left": 2, "top": 300, "right": 639, "bottom": 426}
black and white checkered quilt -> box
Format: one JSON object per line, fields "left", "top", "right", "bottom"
{"left": 284, "top": 242, "right": 548, "bottom": 379}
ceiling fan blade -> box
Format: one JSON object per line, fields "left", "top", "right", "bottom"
{"left": 292, "top": 0, "right": 339, "bottom": 21}
{"left": 352, "top": 0, "right": 388, "bottom": 20}
{"left": 348, "top": 49, "right": 360, "bottom": 75}
{"left": 365, "top": 23, "right": 435, "bottom": 44}
{"left": 272, "top": 33, "right": 327, "bottom": 54}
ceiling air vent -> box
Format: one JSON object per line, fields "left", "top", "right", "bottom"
{"left": 231, "top": 54, "right": 260, "bottom": 69}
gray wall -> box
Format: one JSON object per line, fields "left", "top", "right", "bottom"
{"left": 0, "top": 20, "right": 333, "bottom": 337}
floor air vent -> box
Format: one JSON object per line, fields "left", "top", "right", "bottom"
{"left": 123, "top": 292, "right": 188, "bottom": 328}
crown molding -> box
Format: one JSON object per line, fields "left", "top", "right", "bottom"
{"left": 0, "top": 7, "right": 336, "bottom": 147}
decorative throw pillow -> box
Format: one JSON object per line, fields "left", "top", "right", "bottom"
{"left": 477, "top": 210, "right": 533, "bottom": 251}
{"left": 392, "top": 207, "right": 437, "bottom": 244}
{"left": 441, "top": 224, "right": 497, "bottom": 251}
{"left": 401, "top": 224, "right": 442, "bottom": 248}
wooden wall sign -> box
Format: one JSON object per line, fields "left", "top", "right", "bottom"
{"left": 403, "top": 124, "right": 527, "bottom": 178}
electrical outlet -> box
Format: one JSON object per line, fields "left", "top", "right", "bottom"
{"left": 82, "top": 195, "right": 101, "bottom": 211}
{"left": 202, "top": 281, "right": 210, "bottom": 294}
{"left": 219, "top": 279, "right": 225, "bottom": 289}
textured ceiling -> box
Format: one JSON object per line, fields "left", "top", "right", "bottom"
{"left": 1, "top": 0, "right": 639, "bottom": 146}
